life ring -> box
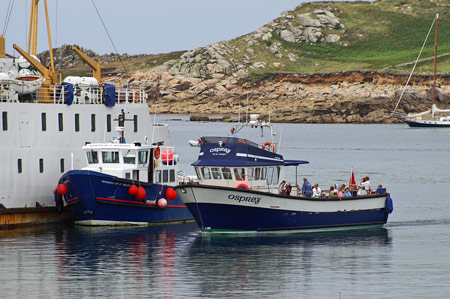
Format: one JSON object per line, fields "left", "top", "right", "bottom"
{"left": 262, "top": 142, "right": 275, "bottom": 152}
{"left": 154, "top": 146, "right": 160, "bottom": 159}
{"left": 236, "top": 183, "right": 249, "bottom": 190}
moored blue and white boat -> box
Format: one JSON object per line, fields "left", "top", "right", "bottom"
{"left": 55, "top": 110, "right": 193, "bottom": 225}
{"left": 175, "top": 115, "right": 393, "bottom": 233}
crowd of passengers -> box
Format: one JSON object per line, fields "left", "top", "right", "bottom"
{"left": 279, "top": 176, "right": 385, "bottom": 198}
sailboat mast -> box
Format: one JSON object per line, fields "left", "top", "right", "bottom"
{"left": 433, "top": 13, "right": 438, "bottom": 106}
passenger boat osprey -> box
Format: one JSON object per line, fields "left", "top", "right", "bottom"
{"left": 55, "top": 110, "right": 192, "bottom": 225}
{"left": 175, "top": 115, "right": 393, "bottom": 233}
{"left": 393, "top": 14, "right": 450, "bottom": 127}
{"left": 0, "top": 0, "right": 166, "bottom": 227}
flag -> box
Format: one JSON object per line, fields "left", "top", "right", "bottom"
{"left": 349, "top": 168, "right": 356, "bottom": 186}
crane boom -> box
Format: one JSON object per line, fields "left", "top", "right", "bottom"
{"left": 71, "top": 45, "right": 102, "bottom": 83}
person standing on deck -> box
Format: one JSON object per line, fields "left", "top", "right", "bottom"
{"left": 228, "top": 127, "right": 237, "bottom": 137}
{"left": 302, "top": 178, "right": 313, "bottom": 197}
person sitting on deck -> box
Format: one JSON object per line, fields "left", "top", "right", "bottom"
{"left": 376, "top": 184, "right": 384, "bottom": 194}
{"left": 357, "top": 185, "right": 367, "bottom": 196}
{"left": 279, "top": 180, "right": 286, "bottom": 195}
{"left": 312, "top": 183, "right": 321, "bottom": 198}
{"left": 302, "top": 178, "right": 313, "bottom": 197}
{"left": 286, "top": 183, "right": 292, "bottom": 196}
{"left": 343, "top": 187, "right": 352, "bottom": 197}
{"left": 329, "top": 185, "right": 337, "bottom": 197}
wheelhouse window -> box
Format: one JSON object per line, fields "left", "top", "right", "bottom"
{"left": 91, "top": 114, "right": 96, "bottom": 132}
{"left": 41, "top": 113, "right": 46, "bottom": 131}
{"left": 170, "top": 169, "right": 175, "bottom": 182}
{"left": 133, "top": 115, "right": 138, "bottom": 132}
{"left": 75, "top": 114, "right": 80, "bottom": 132}
{"left": 211, "top": 167, "right": 222, "bottom": 180}
{"left": 201, "top": 167, "right": 211, "bottom": 180}
{"left": 123, "top": 151, "right": 136, "bottom": 164}
{"left": 107, "top": 114, "right": 112, "bottom": 132}
{"left": 195, "top": 167, "right": 202, "bottom": 180}
{"left": 155, "top": 170, "right": 161, "bottom": 183}
{"left": 138, "top": 151, "right": 148, "bottom": 164}
{"left": 102, "top": 151, "right": 119, "bottom": 163}
{"left": 87, "top": 151, "right": 99, "bottom": 164}
{"left": 247, "top": 168, "right": 254, "bottom": 181}
{"left": 267, "top": 167, "right": 274, "bottom": 185}
{"left": 261, "top": 167, "right": 267, "bottom": 180}
{"left": 222, "top": 167, "right": 232, "bottom": 180}
{"left": 234, "top": 168, "right": 245, "bottom": 181}
{"left": 273, "top": 167, "right": 280, "bottom": 184}
{"left": 18, "top": 159, "right": 22, "bottom": 173}
{"left": 58, "top": 113, "right": 63, "bottom": 131}
{"left": 254, "top": 168, "right": 260, "bottom": 180}
{"left": 163, "top": 170, "right": 169, "bottom": 183}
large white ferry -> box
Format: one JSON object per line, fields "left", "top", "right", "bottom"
{"left": 0, "top": 1, "right": 167, "bottom": 227}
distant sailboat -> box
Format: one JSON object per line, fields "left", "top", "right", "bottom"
{"left": 393, "top": 14, "right": 450, "bottom": 127}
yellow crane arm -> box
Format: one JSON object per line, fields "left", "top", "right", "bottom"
{"left": 71, "top": 45, "right": 102, "bottom": 83}
{"left": 13, "top": 43, "right": 57, "bottom": 85}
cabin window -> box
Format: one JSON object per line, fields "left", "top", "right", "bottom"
{"left": 41, "top": 113, "right": 47, "bottom": 131}
{"left": 273, "top": 167, "right": 280, "bottom": 184}
{"left": 2, "top": 111, "right": 7, "bottom": 131}
{"left": 107, "top": 114, "right": 112, "bottom": 132}
{"left": 261, "top": 167, "right": 267, "bottom": 180}
{"left": 163, "top": 170, "right": 169, "bottom": 183}
{"left": 234, "top": 168, "right": 245, "bottom": 181}
{"left": 201, "top": 167, "right": 211, "bottom": 180}
{"left": 123, "top": 151, "right": 136, "bottom": 164}
{"left": 60, "top": 159, "right": 65, "bottom": 173}
{"left": 211, "top": 167, "right": 222, "bottom": 180}
{"left": 91, "top": 114, "right": 96, "bottom": 132}
{"left": 267, "top": 167, "right": 274, "bottom": 185}
{"left": 195, "top": 167, "right": 202, "bottom": 180}
{"left": 75, "top": 114, "right": 80, "bottom": 132}
{"left": 247, "top": 168, "right": 254, "bottom": 181}
{"left": 170, "top": 169, "right": 175, "bottom": 182}
{"left": 254, "top": 168, "right": 261, "bottom": 180}
{"left": 133, "top": 115, "right": 138, "bottom": 132}
{"left": 155, "top": 170, "right": 161, "bottom": 183}
{"left": 222, "top": 168, "right": 232, "bottom": 180}
{"left": 18, "top": 159, "right": 22, "bottom": 173}
{"left": 39, "top": 158, "right": 44, "bottom": 173}
{"left": 87, "top": 151, "right": 99, "bottom": 164}
{"left": 102, "top": 151, "right": 119, "bottom": 163}
{"left": 58, "top": 113, "right": 63, "bottom": 131}
{"left": 125, "top": 172, "right": 131, "bottom": 179}
{"left": 138, "top": 151, "right": 148, "bottom": 164}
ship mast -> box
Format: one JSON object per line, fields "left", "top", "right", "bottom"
{"left": 432, "top": 13, "right": 438, "bottom": 109}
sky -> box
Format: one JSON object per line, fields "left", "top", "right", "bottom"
{"left": 2, "top": 0, "right": 320, "bottom": 56}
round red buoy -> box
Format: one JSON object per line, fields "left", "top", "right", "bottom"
{"left": 161, "top": 149, "right": 173, "bottom": 162}
{"left": 165, "top": 187, "right": 177, "bottom": 200}
{"left": 135, "top": 187, "right": 146, "bottom": 200}
{"left": 128, "top": 184, "right": 138, "bottom": 196}
{"left": 158, "top": 198, "right": 167, "bottom": 208}
{"left": 57, "top": 183, "right": 68, "bottom": 195}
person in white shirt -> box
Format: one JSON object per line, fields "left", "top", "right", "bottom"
{"left": 312, "top": 183, "right": 322, "bottom": 198}
{"left": 357, "top": 186, "right": 367, "bottom": 196}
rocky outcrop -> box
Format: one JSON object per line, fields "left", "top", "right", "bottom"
{"left": 168, "top": 7, "right": 345, "bottom": 79}
{"left": 127, "top": 68, "right": 450, "bottom": 124}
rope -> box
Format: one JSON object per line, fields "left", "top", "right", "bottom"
{"left": 392, "top": 15, "right": 437, "bottom": 115}
{"left": 2, "top": 0, "right": 15, "bottom": 36}
{"left": 90, "top": 0, "right": 131, "bottom": 84}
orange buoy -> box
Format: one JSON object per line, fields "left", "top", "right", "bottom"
{"left": 165, "top": 187, "right": 177, "bottom": 200}
{"left": 57, "top": 183, "right": 68, "bottom": 195}
{"left": 135, "top": 187, "right": 146, "bottom": 200}
{"left": 128, "top": 185, "right": 138, "bottom": 196}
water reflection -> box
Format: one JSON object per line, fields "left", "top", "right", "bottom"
{"left": 1, "top": 223, "right": 393, "bottom": 298}
{"left": 184, "top": 228, "right": 392, "bottom": 297}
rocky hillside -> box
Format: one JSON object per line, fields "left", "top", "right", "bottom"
{"left": 39, "top": 0, "right": 450, "bottom": 123}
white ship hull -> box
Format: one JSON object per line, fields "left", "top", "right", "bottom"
{"left": 0, "top": 101, "right": 169, "bottom": 227}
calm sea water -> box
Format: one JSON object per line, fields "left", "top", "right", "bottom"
{"left": 2, "top": 116, "right": 450, "bottom": 298}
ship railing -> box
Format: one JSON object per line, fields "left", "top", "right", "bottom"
{"left": 116, "top": 88, "right": 147, "bottom": 104}
{"left": 14, "top": 85, "right": 148, "bottom": 105}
